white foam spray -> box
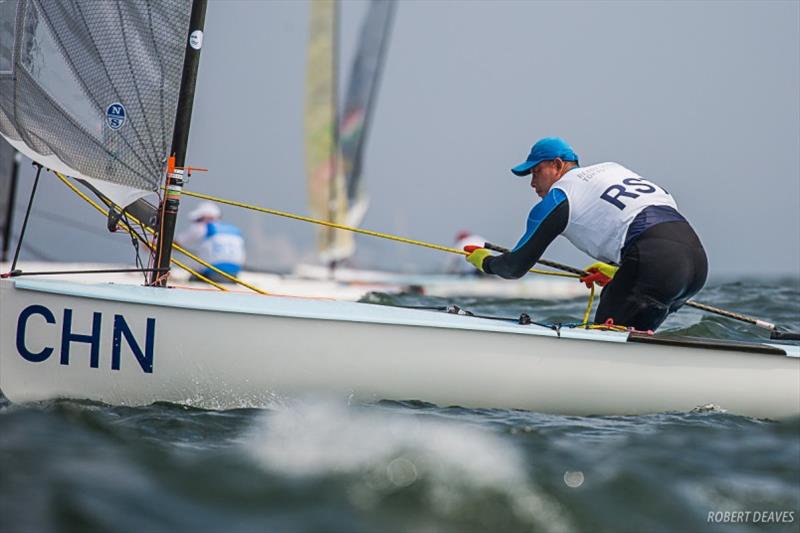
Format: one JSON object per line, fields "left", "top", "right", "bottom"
{"left": 243, "top": 398, "right": 574, "bottom": 531}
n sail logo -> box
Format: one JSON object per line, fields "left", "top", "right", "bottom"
{"left": 16, "top": 305, "right": 155, "bottom": 374}
{"left": 106, "top": 102, "right": 126, "bottom": 130}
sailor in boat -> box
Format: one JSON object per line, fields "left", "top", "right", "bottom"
{"left": 447, "top": 230, "right": 488, "bottom": 275}
{"left": 176, "top": 201, "right": 246, "bottom": 284}
{"left": 465, "top": 137, "right": 708, "bottom": 331}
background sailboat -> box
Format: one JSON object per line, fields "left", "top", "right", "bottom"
{"left": 305, "top": 0, "right": 351, "bottom": 266}
{"left": 304, "top": 0, "right": 395, "bottom": 268}
{"left": 296, "top": 0, "right": 584, "bottom": 299}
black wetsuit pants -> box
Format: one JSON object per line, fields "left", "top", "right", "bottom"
{"left": 595, "top": 221, "right": 708, "bottom": 331}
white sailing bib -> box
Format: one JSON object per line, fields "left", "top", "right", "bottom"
{"left": 200, "top": 232, "right": 245, "bottom": 266}
{"left": 179, "top": 221, "right": 246, "bottom": 268}
{"left": 552, "top": 162, "right": 677, "bottom": 264}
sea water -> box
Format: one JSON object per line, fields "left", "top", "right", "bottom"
{"left": 1, "top": 279, "right": 798, "bottom": 532}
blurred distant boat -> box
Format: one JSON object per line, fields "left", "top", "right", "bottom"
{"left": 304, "top": 0, "right": 395, "bottom": 266}
{"left": 292, "top": 263, "right": 588, "bottom": 299}
{"left": 297, "top": 2, "right": 586, "bottom": 301}
{"left": 404, "top": 274, "right": 587, "bottom": 299}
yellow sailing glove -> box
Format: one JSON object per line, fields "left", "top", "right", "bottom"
{"left": 464, "top": 245, "right": 492, "bottom": 273}
{"left": 580, "top": 262, "right": 619, "bottom": 288}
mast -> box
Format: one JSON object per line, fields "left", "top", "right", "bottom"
{"left": 1, "top": 151, "right": 20, "bottom": 262}
{"left": 150, "top": 0, "right": 208, "bottom": 287}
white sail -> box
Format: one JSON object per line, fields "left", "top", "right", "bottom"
{"left": 0, "top": 1, "right": 193, "bottom": 207}
{"left": 304, "top": 0, "right": 396, "bottom": 264}
{"left": 304, "top": 0, "right": 354, "bottom": 263}
{"left": 339, "top": 0, "right": 396, "bottom": 228}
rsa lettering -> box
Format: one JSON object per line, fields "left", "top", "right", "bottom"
{"left": 601, "top": 177, "right": 669, "bottom": 210}
{"left": 16, "top": 304, "right": 155, "bottom": 373}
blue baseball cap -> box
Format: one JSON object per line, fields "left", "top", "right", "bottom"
{"left": 511, "top": 137, "right": 579, "bottom": 176}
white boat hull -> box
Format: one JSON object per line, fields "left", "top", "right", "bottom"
{"left": 1, "top": 278, "right": 798, "bottom": 418}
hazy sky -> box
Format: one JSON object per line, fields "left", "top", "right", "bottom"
{"left": 7, "top": 0, "right": 800, "bottom": 279}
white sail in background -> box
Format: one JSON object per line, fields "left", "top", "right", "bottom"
{"left": 304, "top": 0, "right": 354, "bottom": 264}
{"left": 304, "top": 0, "right": 396, "bottom": 264}
{"left": 339, "top": 0, "right": 396, "bottom": 228}
{"left": 0, "top": 1, "right": 193, "bottom": 207}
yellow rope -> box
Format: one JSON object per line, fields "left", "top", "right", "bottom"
{"left": 55, "top": 173, "right": 221, "bottom": 288}
{"left": 581, "top": 283, "right": 595, "bottom": 328}
{"left": 586, "top": 321, "right": 629, "bottom": 332}
{"left": 56, "top": 173, "right": 602, "bottom": 326}
{"left": 178, "top": 188, "right": 601, "bottom": 324}
{"left": 179, "top": 189, "right": 580, "bottom": 279}
{"left": 55, "top": 173, "right": 267, "bottom": 294}
{"left": 169, "top": 243, "right": 268, "bottom": 294}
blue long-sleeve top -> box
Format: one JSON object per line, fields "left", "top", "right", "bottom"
{"left": 482, "top": 189, "right": 569, "bottom": 278}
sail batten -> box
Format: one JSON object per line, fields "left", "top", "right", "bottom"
{"left": 0, "top": 0, "right": 193, "bottom": 207}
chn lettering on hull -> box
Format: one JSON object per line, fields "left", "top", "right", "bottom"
{"left": 16, "top": 304, "right": 156, "bottom": 373}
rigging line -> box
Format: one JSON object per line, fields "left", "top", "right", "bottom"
{"left": 175, "top": 190, "right": 590, "bottom": 327}
{"left": 4, "top": 232, "right": 59, "bottom": 262}
{"left": 177, "top": 189, "right": 581, "bottom": 280}
{"left": 55, "top": 171, "right": 214, "bottom": 287}
{"left": 121, "top": 210, "right": 147, "bottom": 284}
{"left": 10, "top": 162, "right": 44, "bottom": 273}
{"left": 128, "top": 222, "right": 226, "bottom": 291}
{"left": 5, "top": 267, "right": 167, "bottom": 277}
{"left": 177, "top": 191, "right": 791, "bottom": 334}
{"left": 124, "top": 223, "right": 215, "bottom": 287}
{"left": 53, "top": 172, "right": 227, "bottom": 291}
{"left": 12, "top": 201, "right": 124, "bottom": 242}
{"left": 581, "top": 283, "right": 596, "bottom": 329}
{"left": 136, "top": 216, "right": 157, "bottom": 275}
{"left": 127, "top": 218, "right": 226, "bottom": 291}
{"left": 387, "top": 303, "right": 557, "bottom": 328}
{"left": 55, "top": 172, "right": 268, "bottom": 295}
